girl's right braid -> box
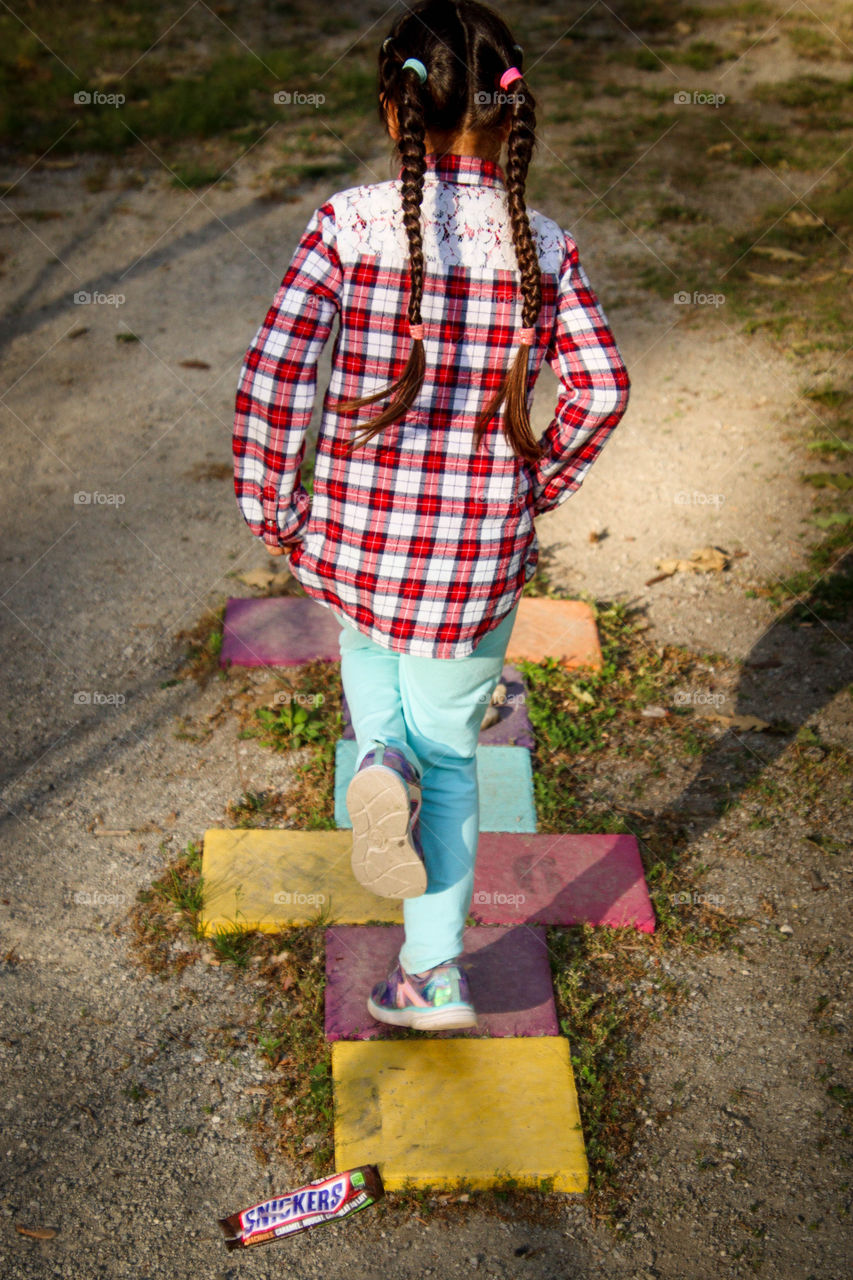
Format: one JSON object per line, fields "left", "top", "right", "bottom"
{"left": 505, "top": 90, "right": 542, "bottom": 332}
{"left": 472, "top": 74, "right": 544, "bottom": 464}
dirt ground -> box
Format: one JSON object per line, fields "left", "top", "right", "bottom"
{"left": 1, "top": 1, "right": 851, "bottom": 1278}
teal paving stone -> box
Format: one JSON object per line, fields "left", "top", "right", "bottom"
{"left": 334, "top": 739, "right": 536, "bottom": 833}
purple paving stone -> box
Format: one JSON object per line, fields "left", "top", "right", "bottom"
{"left": 219, "top": 597, "right": 343, "bottom": 667}
{"left": 471, "top": 833, "right": 655, "bottom": 932}
{"left": 341, "top": 664, "right": 535, "bottom": 749}
{"left": 324, "top": 924, "right": 560, "bottom": 1041}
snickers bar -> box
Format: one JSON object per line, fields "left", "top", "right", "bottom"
{"left": 218, "top": 1165, "right": 384, "bottom": 1250}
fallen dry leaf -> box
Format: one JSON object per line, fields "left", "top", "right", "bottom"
{"left": 785, "top": 209, "right": 823, "bottom": 228}
{"left": 746, "top": 271, "right": 786, "bottom": 286}
{"left": 652, "top": 546, "right": 729, "bottom": 583}
{"left": 235, "top": 567, "right": 292, "bottom": 593}
{"left": 750, "top": 246, "right": 806, "bottom": 262}
{"left": 236, "top": 568, "right": 277, "bottom": 590}
{"left": 701, "top": 713, "right": 770, "bottom": 732}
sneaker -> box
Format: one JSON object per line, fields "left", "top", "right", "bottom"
{"left": 367, "top": 960, "right": 477, "bottom": 1030}
{"left": 346, "top": 744, "right": 428, "bottom": 899}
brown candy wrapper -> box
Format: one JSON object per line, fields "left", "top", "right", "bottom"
{"left": 218, "top": 1165, "right": 384, "bottom": 1250}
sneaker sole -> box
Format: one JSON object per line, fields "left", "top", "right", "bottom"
{"left": 347, "top": 765, "right": 427, "bottom": 899}
{"left": 366, "top": 996, "right": 478, "bottom": 1030}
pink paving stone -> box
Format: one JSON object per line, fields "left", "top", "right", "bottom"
{"left": 471, "top": 833, "right": 655, "bottom": 931}
{"left": 341, "top": 664, "right": 535, "bottom": 749}
{"left": 325, "top": 925, "right": 560, "bottom": 1041}
{"left": 505, "top": 597, "right": 602, "bottom": 669}
{"left": 219, "top": 597, "right": 342, "bottom": 667}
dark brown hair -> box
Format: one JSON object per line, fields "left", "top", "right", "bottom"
{"left": 332, "top": 0, "right": 544, "bottom": 465}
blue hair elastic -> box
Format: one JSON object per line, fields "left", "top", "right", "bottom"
{"left": 401, "top": 57, "right": 428, "bottom": 84}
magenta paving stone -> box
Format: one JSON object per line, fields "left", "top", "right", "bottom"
{"left": 219, "top": 597, "right": 342, "bottom": 667}
{"left": 471, "top": 833, "right": 655, "bottom": 932}
{"left": 340, "top": 664, "right": 535, "bottom": 749}
{"left": 325, "top": 924, "right": 560, "bottom": 1041}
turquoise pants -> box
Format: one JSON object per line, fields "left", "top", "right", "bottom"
{"left": 335, "top": 602, "right": 520, "bottom": 974}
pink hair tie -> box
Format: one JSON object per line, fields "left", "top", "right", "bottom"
{"left": 519, "top": 327, "right": 536, "bottom": 345}
{"left": 500, "top": 66, "right": 523, "bottom": 90}
{"left": 409, "top": 322, "right": 425, "bottom": 340}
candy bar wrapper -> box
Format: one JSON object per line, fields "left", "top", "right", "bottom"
{"left": 218, "top": 1165, "right": 384, "bottom": 1250}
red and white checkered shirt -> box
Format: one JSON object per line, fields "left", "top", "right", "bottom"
{"left": 233, "top": 152, "right": 630, "bottom": 658}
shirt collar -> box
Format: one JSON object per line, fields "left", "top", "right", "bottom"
{"left": 398, "top": 151, "right": 506, "bottom": 189}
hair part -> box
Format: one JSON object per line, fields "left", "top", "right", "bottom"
{"left": 333, "top": 0, "right": 544, "bottom": 466}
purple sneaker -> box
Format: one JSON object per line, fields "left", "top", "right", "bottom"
{"left": 367, "top": 959, "right": 477, "bottom": 1030}
{"left": 346, "top": 744, "right": 427, "bottom": 899}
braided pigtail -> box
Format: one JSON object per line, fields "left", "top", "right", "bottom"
{"left": 473, "top": 71, "right": 544, "bottom": 465}
{"left": 336, "top": 65, "right": 428, "bottom": 451}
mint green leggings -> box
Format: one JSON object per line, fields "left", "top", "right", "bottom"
{"left": 335, "top": 602, "right": 520, "bottom": 974}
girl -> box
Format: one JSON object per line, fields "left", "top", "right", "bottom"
{"left": 233, "top": 1, "right": 630, "bottom": 1030}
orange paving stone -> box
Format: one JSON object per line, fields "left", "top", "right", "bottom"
{"left": 505, "top": 597, "right": 602, "bottom": 668}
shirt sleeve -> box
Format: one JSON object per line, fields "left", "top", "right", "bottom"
{"left": 526, "top": 230, "right": 630, "bottom": 516}
{"left": 233, "top": 201, "right": 342, "bottom": 549}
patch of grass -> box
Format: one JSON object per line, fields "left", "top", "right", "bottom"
{"left": 209, "top": 925, "right": 260, "bottom": 968}
{"left": 249, "top": 700, "right": 328, "bottom": 752}
{"left": 548, "top": 927, "right": 648, "bottom": 1202}
{"left": 710, "top": 0, "right": 774, "bottom": 16}
{"left": 175, "top": 603, "right": 226, "bottom": 685}
{"left": 128, "top": 839, "right": 204, "bottom": 973}
{"left": 247, "top": 925, "right": 333, "bottom": 1172}
{"left": 764, "top": 520, "right": 853, "bottom": 617}
{"left": 170, "top": 163, "right": 225, "bottom": 189}
{"left": 805, "top": 387, "right": 852, "bottom": 411}
{"left": 226, "top": 789, "right": 292, "bottom": 828}
{"left": 676, "top": 40, "right": 731, "bottom": 70}
{"left": 749, "top": 73, "right": 853, "bottom": 111}
{"left": 827, "top": 1083, "right": 853, "bottom": 1111}
{"left": 784, "top": 22, "right": 839, "bottom": 62}
{"left": 235, "top": 659, "right": 343, "bottom": 828}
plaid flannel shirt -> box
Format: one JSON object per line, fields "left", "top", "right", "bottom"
{"left": 233, "top": 152, "right": 630, "bottom": 658}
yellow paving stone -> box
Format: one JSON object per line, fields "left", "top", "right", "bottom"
{"left": 200, "top": 829, "right": 403, "bottom": 934}
{"left": 332, "top": 1037, "right": 588, "bottom": 1192}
